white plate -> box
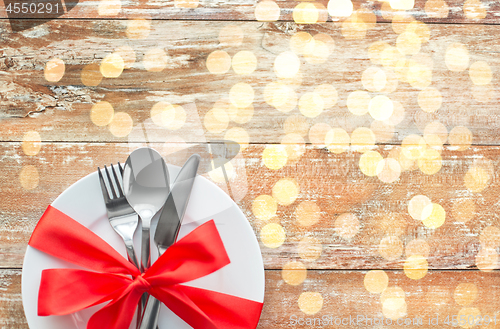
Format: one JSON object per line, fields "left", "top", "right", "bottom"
{"left": 22, "top": 164, "right": 265, "bottom": 329}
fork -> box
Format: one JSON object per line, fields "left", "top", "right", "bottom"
{"left": 98, "top": 163, "right": 139, "bottom": 269}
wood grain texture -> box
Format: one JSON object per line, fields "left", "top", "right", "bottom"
{"left": 3, "top": 269, "right": 500, "bottom": 329}
{"left": 0, "top": 0, "right": 499, "bottom": 24}
{"left": 1, "top": 142, "right": 498, "bottom": 270}
{"left": 1, "top": 20, "right": 500, "bottom": 144}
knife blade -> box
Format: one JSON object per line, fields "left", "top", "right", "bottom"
{"left": 139, "top": 154, "right": 200, "bottom": 329}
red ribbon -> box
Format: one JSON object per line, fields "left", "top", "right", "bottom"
{"left": 29, "top": 206, "right": 263, "bottom": 329}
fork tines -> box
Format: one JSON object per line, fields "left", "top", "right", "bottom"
{"left": 98, "top": 163, "right": 124, "bottom": 200}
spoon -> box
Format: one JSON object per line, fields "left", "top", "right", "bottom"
{"left": 122, "top": 148, "right": 170, "bottom": 273}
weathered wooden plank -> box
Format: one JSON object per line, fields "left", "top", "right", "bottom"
{"left": 2, "top": 269, "right": 500, "bottom": 329}
{"left": 0, "top": 0, "right": 499, "bottom": 24}
{"left": 2, "top": 142, "right": 499, "bottom": 270}
{"left": 1, "top": 20, "right": 500, "bottom": 144}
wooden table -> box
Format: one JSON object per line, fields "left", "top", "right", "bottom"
{"left": 2, "top": 0, "right": 500, "bottom": 327}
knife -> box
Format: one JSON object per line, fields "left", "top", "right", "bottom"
{"left": 139, "top": 154, "right": 201, "bottom": 329}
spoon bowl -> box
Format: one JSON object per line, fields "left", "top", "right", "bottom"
{"left": 122, "top": 147, "right": 170, "bottom": 272}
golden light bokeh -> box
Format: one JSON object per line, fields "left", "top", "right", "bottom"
{"left": 252, "top": 195, "right": 278, "bottom": 221}
{"left": 364, "top": 270, "right": 389, "bottom": 293}
{"left": 314, "top": 84, "right": 337, "bottom": 109}
{"left": 424, "top": 121, "right": 448, "bottom": 144}
{"left": 109, "top": 112, "right": 133, "bottom": 137}
{"left": 284, "top": 115, "right": 309, "bottom": 137}
{"left": 341, "top": 12, "right": 368, "bottom": 40}
{"left": 272, "top": 178, "right": 299, "bottom": 206}
{"left": 91, "top": 101, "right": 114, "bottom": 126}
{"left": 143, "top": 48, "right": 168, "bottom": 72}
{"left": 479, "top": 226, "right": 500, "bottom": 249}
{"left": 377, "top": 158, "right": 402, "bottom": 183}
{"left": 298, "top": 236, "right": 322, "bottom": 261}
{"left": 204, "top": 108, "right": 229, "bottom": 133}
{"left": 454, "top": 283, "right": 478, "bottom": 306}
{"left": 208, "top": 162, "right": 235, "bottom": 183}
{"left": 232, "top": 51, "right": 257, "bottom": 75}
{"left": 126, "top": 18, "right": 150, "bottom": 39}
{"left": 379, "top": 235, "right": 403, "bottom": 261}
{"left": 445, "top": 43, "right": 470, "bottom": 72}
{"left": 151, "top": 103, "right": 186, "bottom": 131}
{"left": 19, "top": 165, "right": 39, "bottom": 190}
{"left": 230, "top": 82, "right": 254, "bottom": 108}
{"left": 390, "top": 0, "right": 414, "bottom": 10}
{"left": 264, "top": 82, "right": 297, "bottom": 113}
{"left": 362, "top": 66, "right": 387, "bottom": 92}
{"left": 475, "top": 247, "right": 498, "bottom": 272}
{"left": 219, "top": 25, "right": 244, "bottom": 47}
{"left": 227, "top": 103, "right": 254, "bottom": 124}
{"left": 371, "top": 120, "right": 395, "bottom": 143}
{"left": 299, "top": 92, "right": 324, "bottom": 118}
{"left": 274, "top": 51, "right": 300, "bottom": 78}
{"left": 327, "top": 0, "right": 353, "bottom": 17}
{"left": 408, "top": 194, "right": 431, "bottom": 221}
{"left": 281, "top": 133, "right": 306, "bottom": 162}
{"left": 448, "top": 126, "right": 473, "bottom": 151}
{"left": 418, "top": 87, "right": 442, "bottom": 113}
{"left": 425, "top": 0, "right": 449, "bottom": 18}
{"left": 225, "top": 127, "right": 249, "bottom": 151}
{"left": 81, "top": 63, "right": 103, "bottom": 86}
{"left": 407, "top": 21, "right": 431, "bottom": 43}
{"left": 174, "top": 0, "right": 199, "bottom": 8}
{"left": 457, "top": 307, "right": 481, "bottom": 329}
{"left": 469, "top": 61, "right": 492, "bottom": 85}
{"left": 295, "top": 201, "right": 321, "bottom": 227}
{"left": 418, "top": 148, "right": 442, "bottom": 175}
{"left": 254, "top": 0, "right": 280, "bottom": 21}
{"left": 290, "top": 32, "right": 314, "bottom": 56}
{"left": 452, "top": 198, "right": 476, "bottom": 223}
{"left": 44, "top": 58, "right": 65, "bottom": 82}
{"left": 351, "top": 127, "right": 376, "bottom": 153}
{"left": 401, "top": 134, "right": 426, "bottom": 160}
{"left": 334, "top": 213, "right": 360, "bottom": 239}
{"left": 262, "top": 145, "right": 288, "bottom": 170}
{"left": 298, "top": 292, "right": 323, "bottom": 315}
{"left": 22, "top": 131, "right": 42, "bottom": 156}
{"left": 406, "top": 239, "right": 430, "bottom": 258}
{"left": 381, "top": 287, "right": 407, "bottom": 320}
{"left": 260, "top": 223, "right": 286, "bottom": 248}
{"left": 293, "top": 2, "right": 319, "bottom": 25}
{"left": 206, "top": 50, "right": 231, "bottom": 74}
{"left": 369, "top": 95, "right": 394, "bottom": 121}
{"left": 369, "top": 41, "right": 390, "bottom": 65}
{"left": 325, "top": 128, "right": 350, "bottom": 154}
{"left": 392, "top": 13, "right": 414, "bottom": 34}
{"left": 100, "top": 53, "right": 125, "bottom": 78}
{"left": 98, "top": 0, "right": 121, "bottom": 16}
{"left": 359, "top": 151, "right": 383, "bottom": 177}
{"left": 282, "top": 261, "right": 307, "bottom": 286}
{"left": 386, "top": 101, "right": 405, "bottom": 126}
{"left": 396, "top": 32, "right": 421, "bottom": 55}
{"left": 463, "top": 0, "right": 487, "bottom": 20}
{"left": 421, "top": 203, "right": 446, "bottom": 229}
{"left": 308, "top": 123, "right": 331, "bottom": 147}
{"left": 347, "top": 90, "right": 371, "bottom": 116}
{"left": 464, "top": 165, "right": 490, "bottom": 192}
{"left": 404, "top": 254, "right": 428, "bottom": 280}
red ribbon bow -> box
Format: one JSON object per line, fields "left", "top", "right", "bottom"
{"left": 29, "top": 206, "right": 263, "bottom": 329}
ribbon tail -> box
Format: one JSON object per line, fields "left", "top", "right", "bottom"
{"left": 153, "top": 285, "right": 263, "bottom": 329}
{"left": 38, "top": 269, "right": 132, "bottom": 316}
{"left": 87, "top": 284, "right": 144, "bottom": 329}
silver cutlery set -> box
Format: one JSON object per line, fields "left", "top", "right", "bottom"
{"left": 98, "top": 147, "right": 200, "bottom": 329}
